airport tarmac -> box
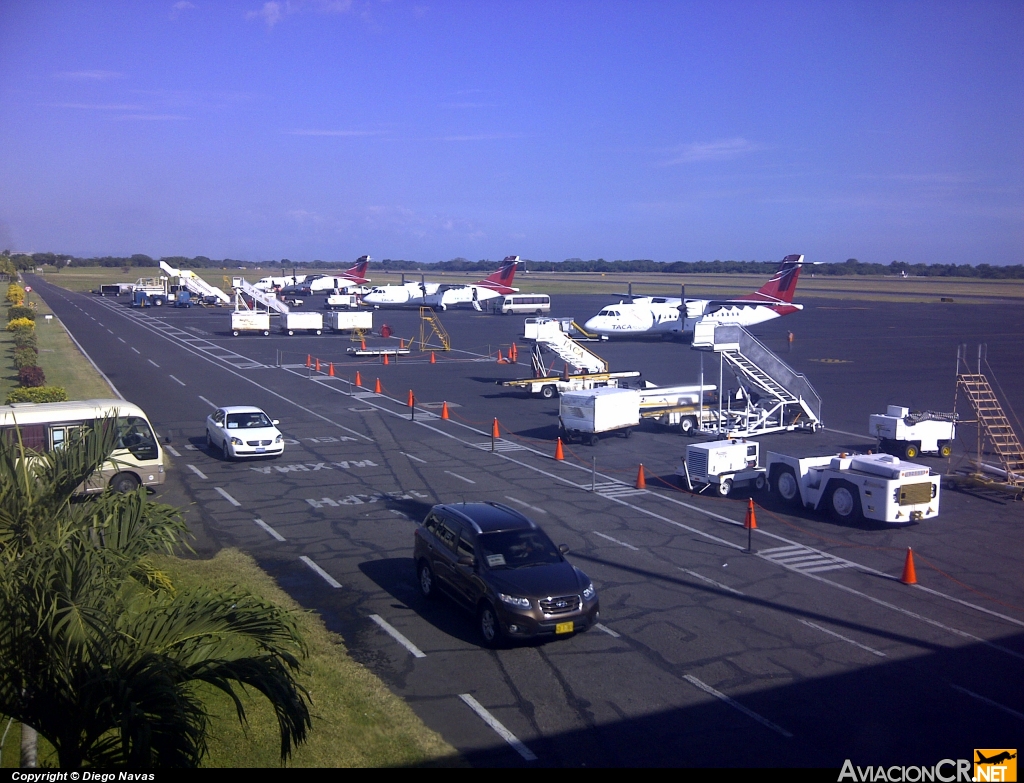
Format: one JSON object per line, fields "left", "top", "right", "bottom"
{"left": 26, "top": 275, "right": 1024, "bottom": 767}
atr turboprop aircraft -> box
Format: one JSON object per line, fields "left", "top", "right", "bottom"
{"left": 362, "top": 255, "right": 520, "bottom": 310}
{"left": 254, "top": 256, "right": 371, "bottom": 293}
{"left": 583, "top": 254, "right": 807, "bottom": 338}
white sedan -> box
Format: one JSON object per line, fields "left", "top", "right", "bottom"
{"left": 206, "top": 406, "right": 284, "bottom": 459}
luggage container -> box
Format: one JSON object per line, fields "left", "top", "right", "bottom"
{"left": 231, "top": 311, "right": 271, "bottom": 336}
{"left": 324, "top": 310, "right": 373, "bottom": 333}
{"left": 558, "top": 387, "right": 640, "bottom": 445}
{"left": 280, "top": 312, "right": 323, "bottom": 336}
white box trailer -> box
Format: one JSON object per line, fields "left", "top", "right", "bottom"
{"left": 675, "top": 439, "right": 765, "bottom": 496}
{"left": 324, "top": 310, "right": 373, "bottom": 333}
{"left": 766, "top": 451, "right": 940, "bottom": 524}
{"left": 280, "top": 312, "right": 324, "bottom": 336}
{"left": 559, "top": 387, "right": 640, "bottom": 445}
{"left": 231, "top": 311, "right": 271, "bottom": 336}
{"left": 324, "top": 293, "right": 359, "bottom": 310}
{"left": 869, "top": 405, "right": 956, "bottom": 459}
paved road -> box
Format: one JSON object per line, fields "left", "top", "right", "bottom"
{"left": 28, "top": 276, "right": 1024, "bottom": 767}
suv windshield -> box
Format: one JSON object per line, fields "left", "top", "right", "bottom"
{"left": 478, "top": 529, "right": 562, "bottom": 570}
{"left": 226, "top": 412, "right": 272, "bottom": 429}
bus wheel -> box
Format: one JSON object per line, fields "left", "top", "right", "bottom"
{"left": 110, "top": 473, "right": 141, "bottom": 493}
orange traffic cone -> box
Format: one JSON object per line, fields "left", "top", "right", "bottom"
{"left": 328, "top": 362, "right": 335, "bottom": 377}
{"left": 430, "top": 351, "right": 436, "bottom": 364}
{"left": 383, "top": 353, "right": 390, "bottom": 365}
{"left": 374, "top": 378, "right": 382, "bottom": 393}
{"left": 496, "top": 348, "right": 503, "bottom": 363}
{"left": 511, "top": 342, "right": 518, "bottom": 362}
{"left": 744, "top": 498, "right": 758, "bottom": 529}
{"left": 408, "top": 389, "right": 415, "bottom": 407}
{"left": 441, "top": 401, "right": 450, "bottom": 420}
{"left": 562, "top": 363, "right": 570, "bottom": 381}
{"left": 554, "top": 437, "right": 564, "bottom": 461}
{"left": 306, "top": 354, "right": 311, "bottom": 368}
{"left": 900, "top": 548, "right": 918, "bottom": 585}
{"left": 361, "top": 338, "right": 366, "bottom": 350}
{"left": 400, "top": 338, "right": 405, "bottom": 349}
{"left": 492, "top": 418, "right": 500, "bottom": 438}
{"left": 315, "top": 358, "right": 321, "bottom": 372}
{"left": 355, "top": 371, "right": 362, "bottom": 387}
{"left": 635, "top": 464, "right": 646, "bottom": 489}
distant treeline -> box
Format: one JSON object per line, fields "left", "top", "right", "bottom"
{"left": 3, "top": 251, "right": 1023, "bottom": 279}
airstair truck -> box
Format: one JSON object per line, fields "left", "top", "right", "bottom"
{"left": 559, "top": 386, "right": 640, "bottom": 445}
{"left": 766, "top": 451, "right": 940, "bottom": 523}
{"left": 869, "top": 406, "right": 956, "bottom": 459}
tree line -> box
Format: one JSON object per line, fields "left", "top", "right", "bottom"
{"left": 4, "top": 251, "right": 1023, "bottom": 279}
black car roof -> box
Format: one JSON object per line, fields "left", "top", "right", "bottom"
{"left": 440, "top": 502, "right": 536, "bottom": 534}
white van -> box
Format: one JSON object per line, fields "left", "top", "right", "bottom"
{"left": 0, "top": 399, "right": 166, "bottom": 493}
{"left": 496, "top": 294, "right": 551, "bottom": 315}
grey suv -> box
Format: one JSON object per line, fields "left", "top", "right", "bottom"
{"left": 414, "top": 502, "right": 599, "bottom": 647}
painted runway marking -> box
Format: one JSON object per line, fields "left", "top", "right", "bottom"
{"left": 214, "top": 487, "right": 241, "bottom": 507}
{"left": 592, "top": 480, "right": 648, "bottom": 500}
{"left": 683, "top": 675, "right": 793, "bottom": 738}
{"left": 370, "top": 615, "right": 427, "bottom": 658}
{"left": 798, "top": 619, "right": 886, "bottom": 657}
{"left": 300, "top": 556, "right": 342, "bottom": 588}
{"left": 107, "top": 329, "right": 113, "bottom": 334}
{"left": 504, "top": 496, "right": 547, "bottom": 514}
{"left": 169, "top": 375, "right": 186, "bottom": 386}
{"left": 679, "top": 568, "right": 744, "bottom": 596}
{"left": 402, "top": 452, "right": 427, "bottom": 463}
{"left": 254, "top": 518, "right": 286, "bottom": 542}
{"left": 198, "top": 395, "right": 217, "bottom": 408}
{"left": 165, "top": 445, "right": 181, "bottom": 457}
{"left": 117, "top": 337, "right": 126, "bottom": 343}
{"left": 131, "top": 347, "right": 140, "bottom": 354}
{"left": 594, "top": 531, "right": 639, "bottom": 551}
{"left": 950, "top": 684, "right": 1024, "bottom": 720}
{"left": 445, "top": 470, "right": 476, "bottom": 484}
{"left": 148, "top": 359, "right": 159, "bottom": 367}
{"left": 186, "top": 464, "right": 208, "bottom": 479}
{"left": 758, "top": 544, "right": 853, "bottom": 575}
{"left": 595, "top": 623, "right": 621, "bottom": 638}
{"left": 473, "top": 440, "right": 527, "bottom": 452}
{"left": 458, "top": 694, "right": 537, "bottom": 761}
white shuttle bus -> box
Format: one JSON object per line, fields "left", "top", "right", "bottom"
{"left": 495, "top": 294, "right": 551, "bottom": 315}
{"left": 0, "top": 399, "right": 166, "bottom": 493}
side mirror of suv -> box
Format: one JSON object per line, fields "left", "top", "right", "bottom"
{"left": 458, "top": 555, "right": 476, "bottom": 567}
{"left": 558, "top": 544, "right": 570, "bottom": 554}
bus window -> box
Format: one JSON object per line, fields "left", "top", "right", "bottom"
{"left": 117, "top": 417, "right": 159, "bottom": 462}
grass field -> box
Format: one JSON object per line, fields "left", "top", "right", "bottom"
{"left": 40, "top": 264, "right": 1024, "bottom": 304}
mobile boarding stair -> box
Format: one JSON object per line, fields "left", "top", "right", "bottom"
{"left": 691, "top": 322, "right": 822, "bottom": 436}
{"left": 955, "top": 346, "right": 1024, "bottom": 487}
{"left": 159, "top": 261, "right": 232, "bottom": 305}
{"left": 526, "top": 317, "right": 608, "bottom": 374}
{"left": 231, "top": 276, "right": 290, "bottom": 315}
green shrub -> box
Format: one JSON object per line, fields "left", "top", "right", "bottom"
{"left": 13, "top": 345, "right": 38, "bottom": 369}
{"left": 13, "top": 330, "right": 37, "bottom": 350}
{"left": 7, "top": 305, "right": 35, "bottom": 321}
{"left": 18, "top": 366, "right": 46, "bottom": 387}
{"left": 5, "top": 386, "right": 68, "bottom": 404}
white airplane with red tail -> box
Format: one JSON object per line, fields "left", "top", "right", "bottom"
{"left": 362, "top": 256, "right": 520, "bottom": 310}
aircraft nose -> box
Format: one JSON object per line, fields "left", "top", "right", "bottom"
{"left": 583, "top": 316, "right": 601, "bottom": 333}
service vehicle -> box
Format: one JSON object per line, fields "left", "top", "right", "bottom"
{"left": 130, "top": 276, "right": 169, "bottom": 306}
{"left": 0, "top": 399, "right": 165, "bottom": 493}
{"left": 414, "top": 502, "right": 599, "bottom": 647}
{"left": 559, "top": 386, "right": 640, "bottom": 445}
{"left": 676, "top": 439, "right": 765, "bottom": 496}
{"left": 639, "top": 383, "right": 718, "bottom": 435}
{"left": 500, "top": 370, "right": 641, "bottom": 399}
{"left": 766, "top": 450, "right": 941, "bottom": 523}
{"left": 324, "top": 310, "right": 373, "bottom": 333}
{"left": 205, "top": 406, "right": 284, "bottom": 460}
{"left": 324, "top": 292, "right": 359, "bottom": 310}
{"left": 280, "top": 311, "right": 323, "bottom": 336}
{"left": 494, "top": 294, "right": 551, "bottom": 315}
{"left": 869, "top": 405, "right": 956, "bottom": 458}
{"left": 230, "top": 311, "right": 271, "bottom": 336}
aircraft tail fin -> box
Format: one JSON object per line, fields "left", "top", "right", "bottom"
{"left": 477, "top": 255, "right": 520, "bottom": 294}
{"left": 735, "top": 254, "right": 804, "bottom": 303}
{"left": 342, "top": 255, "right": 371, "bottom": 284}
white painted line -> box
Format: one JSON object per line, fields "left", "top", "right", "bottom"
{"left": 118, "top": 337, "right": 125, "bottom": 343}
{"left": 798, "top": 619, "right": 886, "bottom": 657}
{"left": 824, "top": 427, "right": 877, "bottom": 442}
{"left": 950, "top": 684, "right": 1024, "bottom": 720}
{"left": 389, "top": 509, "right": 410, "bottom": 519}
{"left": 683, "top": 675, "right": 793, "bottom": 738}
{"left": 186, "top": 464, "right": 208, "bottom": 479}
{"left": 300, "top": 556, "right": 342, "bottom": 588}
{"left": 679, "top": 568, "right": 744, "bottom": 596}
{"left": 370, "top": 614, "right": 427, "bottom": 658}
{"left": 165, "top": 445, "right": 181, "bottom": 457}
{"left": 107, "top": 328, "right": 113, "bottom": 334}
{"left": 148, "top": 359, "right": 160, "bottom": 367}
{"left": 131, "top": 347, "right": 140, "bottom": 354}
{"left": 504, "top": 495, "right": 548, "bottom": 514}
{"left": 198, "top": 395, "right": 217, "bottom": 408}
{"left": 254, "top": 518, "right": 286, "bottom": 542}
{"left": 402, "top": 452, "right": 427, "bottom": 463}
{"left": 169, "top": 375, "right": 186, "bottom": 386}
{"left": 594, "top": 531, "right": 639, "bottom": 551}
{"left": 595, "top": 623, "right": 620, "bottom": 638}
{"left": 214, "top": 487, "right": 241, "bottom": 507}
{"left": 458, "top": 694, "right": 537, "bottom": 761}
{"left": 445, "top": 470, "right": 476, "bottom": 484}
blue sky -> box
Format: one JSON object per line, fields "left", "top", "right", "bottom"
{"left": 0, "top": 1, "right": 1021, "bottom": 265}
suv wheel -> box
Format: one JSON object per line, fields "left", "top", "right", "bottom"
{"left": 479, "top": 603, "right": 504, "bottom": 648}
{"left": 418, "top": 561, "right": 436, "bottom": 599}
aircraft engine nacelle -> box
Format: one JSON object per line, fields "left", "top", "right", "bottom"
{"left": 683, "top": 301, "right": 706, "bottom": 319}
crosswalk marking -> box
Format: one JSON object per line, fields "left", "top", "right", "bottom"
{"left": 473, "top": 440, "right": 527, "bottom": 452}
{"left": 758, "top": 544, "right": 853, "bottom": 574}
{"left": 591, "top": 480, "right": 647, "bottom": 500}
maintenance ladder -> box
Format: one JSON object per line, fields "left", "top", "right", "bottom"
{"left": 957, "top": 373, "right": 1024, "bottom": 486}
{"left": 419, "top": 307, "right": 451, "bottom": 351}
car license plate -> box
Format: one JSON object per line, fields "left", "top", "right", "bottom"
{"left": 256, "top": 448, "right": 266, "bottom": 453}
{"left": 555, "top": 621, "right": 574, "bottom": 634}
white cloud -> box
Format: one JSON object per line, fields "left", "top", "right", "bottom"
{"left": 54, "top": 103, "right": 144, "bottom": 110}
{"left": 245, "top": 0, "right": 352, "bottom": 28}
{"left": 170, "top": 1, "right": 197, "bottom": 19}
{"left": 286, "top": 129, "right": 378, "bottom": 136}
{"left": 116, "top": 114, "right": 189, "bottom": 121}
{"left": 662, "top": 138, "right": 760, "bottom": 165}
{"left": 54, "top": 70, "right": 124, "bottom": 81}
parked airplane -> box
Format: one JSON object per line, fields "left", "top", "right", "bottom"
{"left": 362, "top": 256, "right": 520, "bottom": 310}
{"left": 582, "top": 254, "right": 806, "bottom": 338}
{"left": 254, "top": 256, "right": 371, "bottom": 293}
